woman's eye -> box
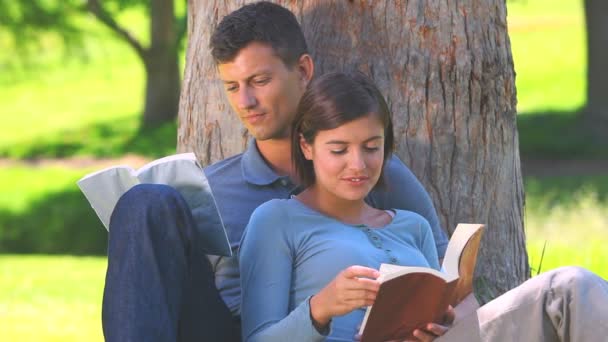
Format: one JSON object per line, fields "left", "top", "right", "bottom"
{"left": 364, "top": 146, "right": 380, "bottom": 152}
{"left": 330, "top": 149, "right": 347, "bottom": 155}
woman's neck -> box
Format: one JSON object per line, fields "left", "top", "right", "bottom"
{"left": 296, "top": 185, "right": 380, "bottom": 226}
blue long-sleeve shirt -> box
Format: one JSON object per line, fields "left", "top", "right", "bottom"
{"left": 239, "top": 198, "right": 440, "bottom": 341}
{"left": 205, "top": 140, "right": 448, "bottom": 316}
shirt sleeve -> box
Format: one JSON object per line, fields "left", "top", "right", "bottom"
{"left": 369, "top": 155, "right": 449, "bottom": 259}
{"left": 239, "top": 201, "right": 329, "bottom": 342}
{"left": 417, "top": 218, "right": 441, "bottom": 271}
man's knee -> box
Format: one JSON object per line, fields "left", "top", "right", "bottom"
{"left": 548, "top": 266, "right": 601, "bottom": 294}
{"left": 120, "top": 183, "right": 181, "bottom": 206}
{"left": 111, "top": 184, "right": 188, "bottom": 235}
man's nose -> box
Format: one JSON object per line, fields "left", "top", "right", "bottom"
{"left": 237, "top": 87, "right": 257, "bottom": 110}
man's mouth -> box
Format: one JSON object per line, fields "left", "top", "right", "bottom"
{"left": 243, "top": 112, "right": 266, "bottom": 123}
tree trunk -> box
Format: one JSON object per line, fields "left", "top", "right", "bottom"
{"left": 178, "top": 0, "right": 529, "bottom": 303}
{"left": 583, "top": 0, "right": 608, "bottom": 133}
{"left": 141, "top": 0, "right": 181, "bottom": 128}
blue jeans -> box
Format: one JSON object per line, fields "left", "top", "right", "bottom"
{"left": 102, "top": 184, "right": 240, "bottom": 342}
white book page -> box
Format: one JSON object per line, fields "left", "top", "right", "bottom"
{"left": 378, "top": 264, "right": 451, "bottom": 283}
{"left": 441, "top": 224, "right": 483, "bottom": 279}
{"left": 137, "top": 154, "right": 231, "bottom": 257}
{"left": 135, "top": 152, "right": 197, "bottom": 176}
{"left": 77, "top": 167, "right": 140, "bottom": 230}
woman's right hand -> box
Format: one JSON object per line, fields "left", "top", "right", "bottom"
{"left": 309, "top": 265, "right": 381, "bottom": 328}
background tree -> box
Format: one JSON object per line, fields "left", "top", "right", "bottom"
{"left": 178, "top": 0, "right": 529, "bottom": 303}
{"left": 583, "top": 0, "right": 608, "bottom": 135}
{"left": 0, "top": 0, "right": 186, "bottom": 128}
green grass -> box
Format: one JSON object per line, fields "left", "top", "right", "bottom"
{"left": 0, "top": 255, "right": 106, "bottom": 342}
{"left": 524, "top": 175, "right": 608, "bottom": 279}
{"left": 0, "top": 4, "right": 180, "bottom": 159}
{"left": 508, "top": 0, "right": 586, "bottom": 113}
{"left": 0, "top": 167, "right": 107, "bottom": 254}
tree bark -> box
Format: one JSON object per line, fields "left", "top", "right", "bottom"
{"left": 141, "top": 0, "right": 181, "bottom": 128}
{"left": 179, "top": 0, "right": 529, "bottom": 302}
{"left": 583, "top": 0, "right": 608, "bottom": 133}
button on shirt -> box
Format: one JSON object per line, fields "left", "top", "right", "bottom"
{"left": 203, "top": 139, "right": 448, "bottom": 316}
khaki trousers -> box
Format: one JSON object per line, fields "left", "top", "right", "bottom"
{"left": 440, "top": 266, "right": 608, "bottom": 342}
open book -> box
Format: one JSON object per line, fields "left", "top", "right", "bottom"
{"left": 77, "top": 152, "right": 231, "bottom": 257}
{"left": 358, "top": 223, "right": 485, "bottom": 342}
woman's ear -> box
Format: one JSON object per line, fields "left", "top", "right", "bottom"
{"left": 299, "top": 134, "right": 313, "bottom": 160}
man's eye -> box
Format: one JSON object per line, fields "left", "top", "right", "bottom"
{"left": 253, "top": 78, "right": 270, "bottom": 86}
{"left": 226, "top": 85, "right": 238, "bottom": 92}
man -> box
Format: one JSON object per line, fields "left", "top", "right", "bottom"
{"left": 102, "top": 2, "right": 448, "bottom": 341}
{"left": 103, "top": 2, "right": 608, "bottom": 342}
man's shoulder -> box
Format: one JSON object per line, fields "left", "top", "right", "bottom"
{"left": 203, "top": 153, "right": 245, "bottom": 179}
{"left": 383, "top": 154, "right": 411, "bottom": 177}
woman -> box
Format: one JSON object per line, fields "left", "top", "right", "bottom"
{"left": 239, "top": 72, "right": 443, "bottom": 341}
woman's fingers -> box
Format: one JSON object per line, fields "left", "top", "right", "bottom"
{"left": 342, "top": 265, "right": 381, "bottom": 280}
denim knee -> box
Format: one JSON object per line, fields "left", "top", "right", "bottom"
{"left": 110, "top": 183, "right": 189, "bottom": 235}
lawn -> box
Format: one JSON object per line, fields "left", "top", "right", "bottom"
{"left": 1, "top": 0, "right": 606, "bottom": 340}
{"left": 0, "top": 255, "right": 106, "bottom": 342}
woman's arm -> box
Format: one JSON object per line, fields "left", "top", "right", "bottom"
{"left": 417, "top": 217, "right": 440, "bottom": 271}
{"left": 239, "top": 201, "right": 327, "bottom": 342}
{"left": 240, "top": 201, "right": 383, "bottom": 341}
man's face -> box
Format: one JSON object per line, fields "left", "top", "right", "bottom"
{"left": 218, "top": 42, "right": 309, "bottom": 141}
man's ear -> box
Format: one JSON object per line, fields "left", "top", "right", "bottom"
{"left": 299, "top": 134, "right": 313, "bottom": 160}
{"left": 296, "top": 54, "right": 314, "bottom": 87}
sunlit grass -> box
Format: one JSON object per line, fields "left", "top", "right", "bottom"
{"left": 525, "top": 177, "right": 608, "bottom": 279}
{"left": 0, "top": 255, "right": 106, "bottom": 342}
{"left": 0, "top": 166, "right": 87, "bottom": 213}
{"left": 508, "top": 0, "right": 586, "bottom": 114}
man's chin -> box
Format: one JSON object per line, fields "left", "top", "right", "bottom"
{"left": 250, "top": 129, "right": 290, "bottom": 142}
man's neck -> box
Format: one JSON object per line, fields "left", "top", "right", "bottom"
{"left": 255, "top": 138, "right": 296, "bottom": 179}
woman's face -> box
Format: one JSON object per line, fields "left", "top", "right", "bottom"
{"left": 300, "top": 114, "right": 385, "bottom": 202}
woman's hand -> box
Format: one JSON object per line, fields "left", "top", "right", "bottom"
{"left": 410, "top": 305, "right": 456, "bottom": 341}
{"left": 310, "top": 265, "right": 381, "bottom": 328}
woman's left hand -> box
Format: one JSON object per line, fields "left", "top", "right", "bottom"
{"left": 409, "top": 305, "right": 455, "bottom": 341}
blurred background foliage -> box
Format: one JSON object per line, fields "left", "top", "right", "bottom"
{"left": 0, "top": 0, "right": 606, "bottom": 341}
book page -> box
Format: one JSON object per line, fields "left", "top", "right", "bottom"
{"left": 378, "top": 264, "right": 451, "bottom": 283}
{"left": 137, "top": 155, "right": 231, "bottom": 257}
{"left": 134, "top": 152, "right": 197, "bottom": 176}
{"left": 77, "top": 167, "right": 140, "bottom": 230}
{"left": 441, "top": 224, "right": 484, "bottom": 278}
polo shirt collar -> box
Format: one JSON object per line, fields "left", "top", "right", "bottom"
{"left": 241, "top": 139, "right": 283, "bottom": 185}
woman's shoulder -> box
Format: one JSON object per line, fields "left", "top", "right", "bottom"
{"left": 248, "top": 199, "right": 309, "bottom": 229}
{"left": 391, "top": 209, "right": 432, "bottom": 231}
{"left": 249, "top": 199, "right": 291, "bottom": 222}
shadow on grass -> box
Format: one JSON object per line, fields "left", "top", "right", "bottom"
{"left": 0, "top": 116, "right": 177, "bottom": 159}
{"left": 517, "top": 109, "right": 608, "bottom": 160}
{"left": 0, "top": 187, "right": 108, "bottom": 255}
{"left": 524, "top": 175, "right": 608, "bottom": 210}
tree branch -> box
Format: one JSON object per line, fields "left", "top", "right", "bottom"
{"left": 86, "top": 0, "right": 147, "bottom": 61}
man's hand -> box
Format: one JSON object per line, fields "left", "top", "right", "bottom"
{"left": 310, "top": 266, "right": 380, "bottom": 328}
{"left": 410, "top": 305, "right": 455, "bottom": 341}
